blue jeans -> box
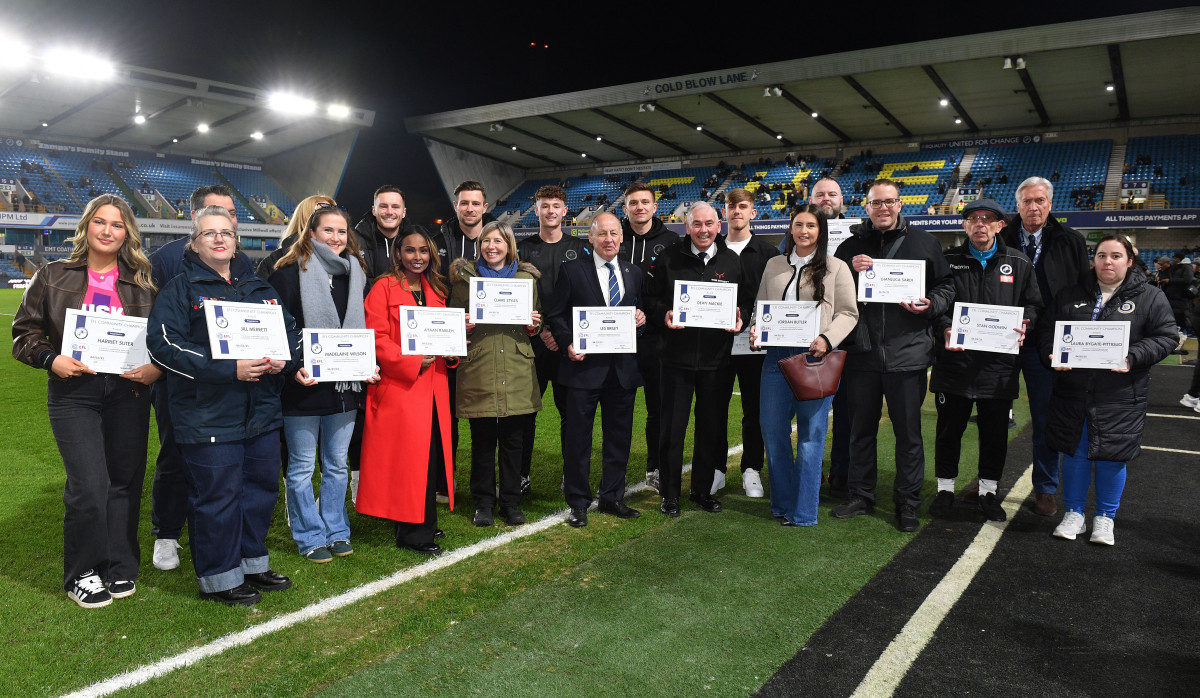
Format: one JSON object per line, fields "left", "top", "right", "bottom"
{"left": 761, "top": 348, "right": 835, "bottom": 526}
{"left": 181, "top": 431, "right": 280, "bottom": 593}
{"left": 1020, "top": 345, "right": 1059, "bottom": 493}
{"left": 1060, "top": 423, "right": 1127, "bottom": 518}
{"left": 283, "top": 412, "right": 355, "bottom": 554}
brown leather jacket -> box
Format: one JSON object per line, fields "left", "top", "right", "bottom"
{"left": 12, "top": 258, "right": 156, "bottom": 377}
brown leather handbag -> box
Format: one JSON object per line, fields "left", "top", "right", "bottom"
{"left": 778, "top": 350, "right": 846, "bottom": 400}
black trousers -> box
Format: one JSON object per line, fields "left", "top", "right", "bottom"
{"left": 395, "top": 404, "right": 441, "bottom": 546}
{"left": 150, "top": 380, "right": 189, "bottom": 540}
{"left": 636, "top": 340, "right": 662, "bottom": 474}
{"left": 560, "top": 369, "right": 636, "bottom": 509}
{"left": 845, "top": 368, "right": 927, "bottom": 508}
{"left": 658, "top": 363, "right": 734, "bottom": 500}
{"left": 470, "top": 415, "right": 526, "bottom": 511}
{"left": 934, "top": 393, "right": 1011, "bottom": 483}
{"left": 730, "top": 353, "right": 765, "bottom": 473}
{"left": 828, "top": 380, "right": 851, "bottom": 486}
{"left": 522, "top": 341, "right": 566, "bottom": 479}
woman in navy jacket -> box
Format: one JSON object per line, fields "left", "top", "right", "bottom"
{"left": 147, "top": 205, "right": 302, "bottom": 605}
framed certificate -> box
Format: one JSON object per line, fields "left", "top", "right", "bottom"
{"left": 756, "top": 300, "right": 821, "bottom": 347}
{"left": 1051, "top": 321, "right": 1131, "bottom": 369}
{"left": 469, "top": 277, "right": 534, "bottom": 325}
{"left": 826, "top": 218, "right": 860, "bottom": 258}
{"left": 62, "top": 309, "right": 148, "bottom": 375}
{"left": 857, "top": 259, "right": 925, "bottom": 304}
{"left": 204, "top": 300, "right": 291, "bottom": 360}
{"left": 304, "top": 329, "right": 376, "bottom": 381}
{"left": 672, "top": 280, "right": 737, "bottom": 330}
{"left": 401, "top": 306, "right": 468, "bottom": 356}
{"left": 571, "top": 306, "right": 636, "bottom": 354}
{"left": 948, "top": 302, "right": 1025, "bottom": 355}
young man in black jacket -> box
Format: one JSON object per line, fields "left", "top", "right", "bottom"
{"left": 644, "top": 203, "right": 752, "bottom": 516}
{"left": 832, "top": 179, "right": 954, "bottom": 532}
{"left": 352, "top": 185, "right": 410, "bottom": 280}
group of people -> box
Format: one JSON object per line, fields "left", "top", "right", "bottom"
{"left": 13, "top": 170, "right": 1181, "bottom": 611}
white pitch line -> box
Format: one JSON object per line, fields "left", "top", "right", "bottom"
{"left": 1147, "top": 413, "right": 1200, "bottom": 420}
{"left": 67, "top": 444, "right": 746, "bottom": 697}
{"left": 1142, "top": 446, "right": 1200, "bottom": 455}
{"left": 849, "top": 464, "right": 1034, "bottom": 698}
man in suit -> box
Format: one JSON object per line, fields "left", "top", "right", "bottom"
{"left": 546, "top": 213, "right": 646, "bottom": 527}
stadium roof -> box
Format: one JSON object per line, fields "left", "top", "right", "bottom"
{"left": 0, "top": 58, "right": 374, "bottom": 161}
{"left": 404, "top": 9, "right": 1200, "bottom": 169}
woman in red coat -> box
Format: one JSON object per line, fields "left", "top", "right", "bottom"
{"left": 358, "top": 226, "right": 458, "bottom": 554}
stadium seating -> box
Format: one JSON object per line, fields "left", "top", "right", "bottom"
{"left": 836, "top": 148, "right": 962, "bottom": 218}
{"left": 218, "top": 167, "right": 296, "bottom": 221}
{"left": 969, "top": 140, "right": 1111, "bottom": 211}
{"left": 1125, "top": 135, "right": 1200, "bottom": 208}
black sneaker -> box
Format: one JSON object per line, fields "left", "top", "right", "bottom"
{"left": 979, "top": 492, "right": 1007, "bottom": 522}
{"left": 929, "top": 491, "right": 955, "bottom": 519}
{"left": 473, "top": 508, "right": 494, "bottom": 527}
{"left": 67, "top": 570, "right": 111, "bottom": 609}
{"left": 107, "top": 580, "right": 136, "bottom": 599}
{"left": 832, "top": 496, "right": 874, "bottom": 519}
{"left": 896, "top": 504, "right": 920, "bottom": 532}
{"left": 500, "top": 507, "right": 525, "bottom": 525}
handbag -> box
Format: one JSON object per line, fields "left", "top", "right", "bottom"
{"left": 778, "top": 349, "right": 846, "bottom": 400}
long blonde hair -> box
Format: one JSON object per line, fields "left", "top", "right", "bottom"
{"left": 280, "top": 194, "right": 336, "bottom": 241}
{"left": 68, "top": 194, "right": 155, "bottom": 291}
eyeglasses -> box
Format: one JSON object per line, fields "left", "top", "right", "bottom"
{"left": 865, "top": 198, "right": 902, "bottom": 209}
{"left": 199, "top": 230, "right": 236, "bottom": 240}
{"left": 314, "top": 201, "right": 347, "bottom": 211}
{"left": 965, "top": 214, "right": 999, "bottom": 224}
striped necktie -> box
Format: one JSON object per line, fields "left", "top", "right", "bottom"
{"left": 605, "top": 262, "right": 620, "bottom": 306}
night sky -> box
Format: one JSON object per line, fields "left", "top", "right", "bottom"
{"left": 8, "top": 0, "right": 1192, "bottom": 223}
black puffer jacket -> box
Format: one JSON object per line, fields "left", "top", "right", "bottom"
{"left": 1038, "top": 269, "right": 1177, "bottom": 461}
{"left": 930, "top": 237, "right": 1042, "bottom": 399}
{"left": 834, "top": 215, "right": 954, "bottom": 373}
{"left": 353, "top": 214, "right": 412, "bottom": 283}
{"left": 999, "top": 214, "right": 1089, "bottom": 341}
{"left": 437, "top": 212, "right": 497, "bottom": 278}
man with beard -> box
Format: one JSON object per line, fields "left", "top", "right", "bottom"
{"left": 352, "top": 185, "right": 410, "bottom": 279}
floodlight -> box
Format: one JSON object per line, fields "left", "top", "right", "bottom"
{"left": 327, "top": 104, "right": 351, "bottom": 119}
{"left": 580, "top": 153, "right": 587, "bottom": 158}
{"left": 772, "top": 86, "right": 783, "bottom": 97}
{"left": 764, "top": 87, "right": 771, "bottom": 97}
{"left": 696, "top": 124, "right": 703, "bottom": 131}
{"left": 775, "top": 134, "right": 783, "bottom": 140}
{"left": 172, "top": 138, "right": 178, "bottom": 143}
{"left": 954, "top": 118, "right": 963, "bottom": 125}
{"left": 511, "top": 145, "right": 517, "bottom": 150}
{"left": 939, "top": 98, "right": 949, "bottom": 107}
{"left": 133, "top": 114, "right": 146, "bottom": 125}
{"left": 1014, "top": 57, "right": 1026, "bottom": 70}
{"left": 595, "top": 135, "right": 602, "bottom": 141}
{"left": 41, "top": 122, "right": 48, "bottom": 128}
{"left": 250, "top": 131, "right": 263, "bottom": 140}
{"left": 267, "top": 92, "right": 316, "bottom": 115}
{"left": 1002, "top": 57, "right": 1013, "bottom": 69}
{"left": 811, "top": 112, "right": 818, "bottom": 118}
{"left": 43, "top": 49, "right": 114, "bottom": 80}
{"left": 2, "top": 37, "right": 31, "bottom": 69}
{"left": 197, "top": 123, "right": 209, "bottom": 133}
{"left": 1105, "top": 82, "right": 1115, "bottom": 92}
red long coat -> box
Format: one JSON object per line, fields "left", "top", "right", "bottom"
{"left": 357, "top": 275, "right": 455, "bottom": 521}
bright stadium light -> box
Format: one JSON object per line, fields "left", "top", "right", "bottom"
{"left": 1, "top": 36, "right": 31, "bottom": 69}
{"left": 43, "top": 49, "right": 114, "bottom": 80}
{"left": 954, "top": 118, "right": 963, "bottom": 125}
{"left": 267, "top": 92, "right": 316, "bottom": 115}
{"left": 775, "top": 133, "right": 783, "bottom": 140}
{"left": 811, "top": 112, "right": 819, "bottom": 118}
{"left": 172, "top": 138, "right": 178, "bottom": 143}
{"left": 595, "top": 135, "right": 602, "bottom": 141}
{"left": 250, "top": 131, "right": 263, "bottom": 140}
{"left": 939, "top": 98, "right": 949, "bottom": 107}
{"left": 327, "top": 103, "right": 351, "bottom": 119}
{"left": 197, "top": 123, "right": 210, "bottom": 133}
{"left": 580, "top": 152, "right": 587, "bottom": 158}
{"left": 133, "top": 114, "right": 146, "bottom": 125}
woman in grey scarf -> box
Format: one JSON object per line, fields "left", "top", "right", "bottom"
{"left": 267, "top": 204, "right": 377, "bottom": 563}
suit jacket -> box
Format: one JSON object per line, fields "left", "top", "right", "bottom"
{"left": 546, "top": 256, "right": 643, "bottom": 391}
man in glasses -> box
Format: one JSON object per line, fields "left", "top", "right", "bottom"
{"left": 148, "top": 184, "right": 243, "bottom": 573}
{"left": 929, "top": 199, "right": 1041, "bottom": 521}
{"left": 999, "top": 177, "right": 1088, "bottom": 517}
{"left": 832, "top": 179, "right": 953, "bottom": 532}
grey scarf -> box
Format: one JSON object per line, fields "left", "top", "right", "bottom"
{"left": 300, "top": 242, "right": 366, "bottom": 392}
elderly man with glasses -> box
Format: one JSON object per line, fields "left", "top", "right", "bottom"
{"left": 832, "top": 179, "right": 954, "bottom": 532}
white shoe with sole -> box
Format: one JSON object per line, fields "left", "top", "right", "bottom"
{"left": 152, "top": 538, "right": 181, "bottom": 571}
{"left": 742, "top": 470, "right": 765, "bottom": 498}
{"left": 67, "top": 571, "right": 111, "bottom": 609}
{"left": 1052, "top": 510, "right": 1087, "bottom": 540}
{"left": 1180, "top": 394, "right": 1200, "bottom": 410}
{"left": 644, "top": 470, "right": 660, "bottom": 493}
{"left": 710, "top": 470, "right": 726, "bottom": 495}
{"left": 1090, "top": 515, "right": 1115, "bottom": 545}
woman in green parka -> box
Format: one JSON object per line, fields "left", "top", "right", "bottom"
{"left": 449, "top": 221, "right": 542, "bottom": 528}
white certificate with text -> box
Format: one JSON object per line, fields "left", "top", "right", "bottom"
{"left": 673, "top": 280, "right": 737, "bottom": 330}
{"left": 857, "top": 259, "right": 926, "bottom": 304}
{"left": 62, "top": 309, "right": 148, "bottom": 374}
{"left": 948, "top": 302, "right": 1025, "bottom": 355}
{"left": 572, "top": 306, "right": 636, "bottom": 354}
{"left": 402, "top": 306, "right": 468, "bottom": 356}
{"left": 1051, "top": 321, "right": 1131, "bottom": 369}
{"left": 204, "top": 300, "right": 291, "bottom": 360}
{"left": 469, "top": 277, "right": 534, "bottom": 325}
{"left": 826, "top": 218, "right": 860, "bottom": 258}
{"left": 304, "top": 329, "right": 376, "bottom": 381}
{"left": 756, "top": 300, "right": 821, "bottom": 347}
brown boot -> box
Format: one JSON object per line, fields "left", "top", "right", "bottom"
{"left": 1034, "top": 492, "right": 1057, "bottom": 516}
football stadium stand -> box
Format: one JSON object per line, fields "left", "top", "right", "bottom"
{"left": 1126, "top": 135, "right": 1200, "bottom": 208}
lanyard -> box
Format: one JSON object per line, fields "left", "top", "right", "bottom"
{"left": 1091, "top": 285, "right": 1105, "bottom": 321}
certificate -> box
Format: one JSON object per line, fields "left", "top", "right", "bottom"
{"left": 673, "top": 280, "right": 737, "bottom": 330}
{"left": 304, "top": 329, "right": 376, "bottom": 381}
{"left": 401, "top": 306, "right": 468, "bottom": 356}
{"left": 470, "top": 277, "right": 534, "bottom": 325}
{"left": 756, "top": 300, "right": 821, "bottom": 347}
{"left": 572, "top": 306, "right": 636, "bottom": 354}
{"left": 731, "top": 326, "right": 755, "bottom": 355}
{"left": 857, "top": 259, "right": 926, "bottom": 304}
{"left": 948, "top": 302, "right": 1025, "bottom": 355}
{"left": 204, "top": 300, "right": 291, "bottom": 360}
{"left": 62, "top": 309, "right": 147, "bottom": 374}
{"left": 826, "top": 218, "right": 860, "bottom": 258}
{"left": 1051, "top": 321, "right": 1131, "bottom": 369}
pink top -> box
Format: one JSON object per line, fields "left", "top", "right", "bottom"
{"left": 82, "top": 268, "right": 123, "bottom": 315}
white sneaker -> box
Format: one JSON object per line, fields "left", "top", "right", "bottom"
{"left": 67, "top": 571, "right": 112, "bottom": 609}
{"left": 350, "top": 470, "right": 360, "bottom": 504}
{"left": 742, "top": 470, "right": 765, "bottom": 498}
{"left": 1052, "top": 510, "right": 1087, "bottom": 540}
{"left": 1090, "top": 515, "right": 1115, "bottom": 545}
{"left": 710, "top": 470, "right": 726, "bottom": 495}
{"left": 644, "top": 470, "right": 660, "bottom": 493}
{"left": 1181, "top": 394, "right": 1200, "bottom": 410}
{"left": 152, "top": 538, "right": 181, "bottom": 571}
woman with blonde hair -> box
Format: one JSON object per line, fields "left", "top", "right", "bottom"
{"left": 256, "top": 194, "right": 337, "bottom": 277}
{"left": 12, "top": 194, "right": 160, "bottom": 608}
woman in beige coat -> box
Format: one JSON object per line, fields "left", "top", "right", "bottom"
{"left": 750, "top": 204, "right": 858, "bottom": 526}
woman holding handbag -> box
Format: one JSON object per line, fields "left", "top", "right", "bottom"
{"left": 750, "top": 205, "right": 857, "bottom": 526}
